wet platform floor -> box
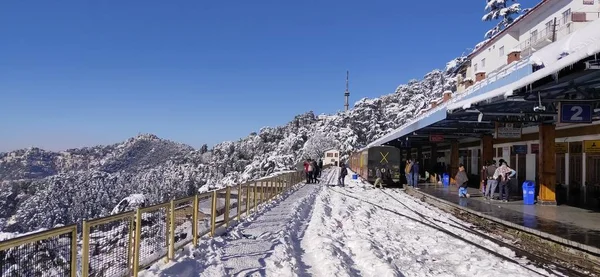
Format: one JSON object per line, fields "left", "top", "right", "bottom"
{"left": 415, "top": 184, "right": 600, "bottom": 251}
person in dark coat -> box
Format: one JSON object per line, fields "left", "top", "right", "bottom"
{"left": 456, "top": 164, "right": 470, "bottom": 197}
{"left": 338, "top": 163, "right": 348, "bottom": 186}
{"left": 312, "top": 159, "right": 319, "bottom": 183}
{"left": 318, "top": 159, "right": 324, "bottom": 177}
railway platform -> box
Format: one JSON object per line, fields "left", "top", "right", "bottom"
{"left": 408, "top": 183, "right": 600, "bottom": 255}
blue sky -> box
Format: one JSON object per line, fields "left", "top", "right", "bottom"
{"left": 0, "top": 0, "right": 538, "bottom": 151}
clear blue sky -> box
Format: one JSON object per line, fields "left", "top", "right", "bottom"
{"left": 0, "top": 0, "right": 538, "bottom": 152}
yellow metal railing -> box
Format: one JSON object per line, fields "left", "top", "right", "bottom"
{"left": 0, "top": 224, "right": 77, "bottom": 277}
{"left": 0, "top": 170, "right": 305, "bottom": 277}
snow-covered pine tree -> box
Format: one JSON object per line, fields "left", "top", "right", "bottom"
{"left": 482, "top": 0, "right": 522, "bottom": 39}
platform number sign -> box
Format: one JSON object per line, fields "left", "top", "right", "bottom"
{"left": 559, "top": 103, "right": 592, "bottom": 124}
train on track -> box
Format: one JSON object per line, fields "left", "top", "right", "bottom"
{"left": 349, "top": 145, "right": 401, "bottom": 185}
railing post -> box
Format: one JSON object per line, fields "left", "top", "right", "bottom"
{"left": 237, "top": 184, "right": 242, "bottom": 221}
{"left": 278, "top": 177, "right": 282, "bottom": 194}
{"left": 246, "top": 184, "right": 251, "bottom": 217}
{"left": 253, "top": 182, "right": 257, "bottom": 213}
{"left": 70, "top": 226, "right": 77, "bottom": 277}
{"left": 260, "top": 181, "right": 264, "bottom": 204}
{"left": 133, "top": 208, "right": 142, "bottom": 277}
{"left": 127, "top": 216, "right": 134, "bottom": 272}
{"left": 81, "top": 221, "right": 90, "bottom": 277}
{"left": 192, "top": 194, "right": 199, "bottom": 247}
{"left": 168, "top": 200, "right": 175, "bottom": 261}
{"left": 210, "top": 190, "right": 217, "bottom": 237}
{"left": 225, "top": 187, "right": 231, "bottom": 227}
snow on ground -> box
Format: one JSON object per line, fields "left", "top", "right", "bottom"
{"left": 140, "top": 168, "right": 562, "bottom": 277}
{"left": 139, "top": 169, "right": 337, "bottom": 277}
{"left": 302, "top": 171, "right": 561, "bottom": 277}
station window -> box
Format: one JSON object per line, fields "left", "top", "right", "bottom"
{"left": 496, "top": 147, "right": 502, "bottom": 157}
{"left": 499, "top": 46, "right": 504, "bottom": 57}
{"left": 562, "top": 8, "right": 571, "bottom": 25}
{"left": 481, "top": 58, "right": 486, "bottom": 69}
{"left": 474, "top": 63, "right": 478, "bottom": 73}
{"left": 327, "top": 153, "right": 333, "bottom": 157}
{"left": 334, "top": 153, "right": 338, "bottom": 157}
{"left": 586, "top": 154, "right": 600, "bottom": 186}
{"left": 530, "top": 29, "right": 538, "bottom": 43}
{"left": 545, "top": 20, "right": 553, "bottom": 34}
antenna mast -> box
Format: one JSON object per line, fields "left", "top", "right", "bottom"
{"left": 344, "top": 70, "right": 350, "bottom": 111}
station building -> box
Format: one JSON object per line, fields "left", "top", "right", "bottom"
{"left": 368, "top": 0, "right": 600, "bottom": 209}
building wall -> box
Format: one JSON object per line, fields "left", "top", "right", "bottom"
{"left": 323, "top": 150, "right": 340, "bottom": 166}
{"left": 454, "top": 123, "right": 600, "bottom": 197}
{"left": 468, "top": 0, "right": 599, "bottom": 81}
{"left": 471, "top": 31, "right": 519, "bottom": 80}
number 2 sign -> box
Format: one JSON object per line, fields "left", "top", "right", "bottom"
{"left": 559, "top": 103, "right": 592, "bottom": 124}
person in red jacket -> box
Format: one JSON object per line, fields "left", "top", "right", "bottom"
{"left": 304, "top": 159, "right": 310, "bottom": 184}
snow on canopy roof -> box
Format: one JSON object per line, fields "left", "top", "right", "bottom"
{"left": 449, "top": 18, "right": 600, "bottom": 111}
{"left": 365, "top": 102, "right": 449, "bottom": 148}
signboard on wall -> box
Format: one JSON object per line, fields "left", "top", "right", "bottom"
{"left": 555, "top": 142, "right": 569, "bottom": 154}
{"left": 583, "top": 0, "right": 594, "bottom": 5}
{"left": 495, "top": 122, "right": 522, "bottom": 139}
{"left": 512, "top": 145, "right": 528, "bottom": 154}
{"left": 531, "top": 144, "right": 540, "bottom": 154}
{"left": 584, "top": 140, "right": 600, "bottom": 153}
{"left": 429, "top": 134, "right": 444, "bottom": 142}
{"left": 559, "top": 103, "right": 592, "bottom": 124}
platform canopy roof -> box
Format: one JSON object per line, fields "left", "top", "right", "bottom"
{"left": 367, "top": 18, "right": 600, "bottom": 150}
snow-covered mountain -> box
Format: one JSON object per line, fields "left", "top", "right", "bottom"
{"left": 0, "top": 64, "right": 459, "bottom": 234}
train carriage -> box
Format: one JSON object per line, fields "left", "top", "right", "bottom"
{"left": 350, "top": 145, "right": 401, "bottom": 185}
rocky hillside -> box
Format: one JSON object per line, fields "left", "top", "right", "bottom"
{"left": 0, "top": 62, "right": 461, "bottom": 234}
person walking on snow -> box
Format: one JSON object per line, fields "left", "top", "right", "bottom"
{"left": 311, "top": 159, "right": 319, "bottom": 183}
{"left": 317, "top": 158, "right": 323, "bottom": 177}
{"left": 411, "top": 160, "right": 420, "bottom": 188}
{"left": 493, "top": 159, "right": 516, "bottom": 202}
{"left": 456, "top": 164, "right": 470, "bottom": 198}
{"left": 338, "top": 163, "right": 348, "bottom": 186}
{"left": 304, "top": 159, "right": 311, "bottom": 184}
{"left": 374, "top": 167, "right": 384, "bottom": 189}
{"left": 307, "top": 159, "right": 315, "bottom": 184}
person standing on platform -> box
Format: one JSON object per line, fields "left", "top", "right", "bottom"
{"left": 493, "top": 159, "right": 516, "bottom": 202}
{"left": 411, "top": 161, "right": 420, "bottom": 188}
{"left": 405, "top": 160, "right": 413, "bottom": 187}
{"left": 484, "top": 160, "right": 498, "bottom": 200}
{"left": 456, "top": 164, "right": 470, "bottom": 198}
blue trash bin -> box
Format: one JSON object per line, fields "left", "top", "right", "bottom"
{"left": 442, "top": 173, "right": 450, "bottom": 187}
{"left": 352, "top": 174, "right": 358, "bottom": 180}
{"left": 522, "top": 181, "right": 536, "bottom": 205}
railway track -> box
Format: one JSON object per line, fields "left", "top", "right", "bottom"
{"left": 382, "top": 189, "right": 596, "bottom": 277}
{"left": 328, "top": 186, "right": 591, "bottom": 277}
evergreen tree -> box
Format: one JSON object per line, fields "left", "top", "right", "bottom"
{"left": 199, "top": 144, "right": 208, "bottom": 154}
{"left": 482, "top": 0, "right": 522, "bottom": 39}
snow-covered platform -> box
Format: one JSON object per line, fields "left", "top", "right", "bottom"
{"left": 140, "top": 168, "right": 575, "bottom": 276}
{"left": 409, "top": 184, "right": 600, "bottom": 254}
